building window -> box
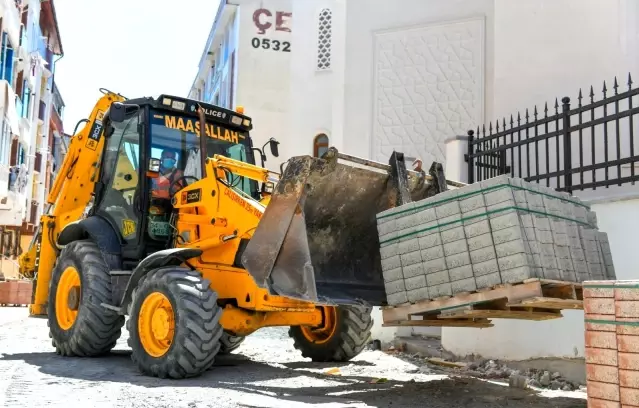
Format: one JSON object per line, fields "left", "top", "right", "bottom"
{"left": 317, "top": 8, "right": 332, "bottom": 71}
{"left": 0, "top": 32, "right": 14, "bottom": 84}
{"left": 313, "top": 133, "right": 329, "bottom": 157}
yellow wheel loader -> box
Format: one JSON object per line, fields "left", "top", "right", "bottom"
{"left": 18, "top": 89, "right": 452, "bottom": 379}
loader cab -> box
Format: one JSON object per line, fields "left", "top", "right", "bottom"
{"left": 93, "top": 95, "right": 259, "bottom": 265}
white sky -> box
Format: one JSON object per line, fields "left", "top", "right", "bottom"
{"left": 53, "top": 0, "right": 221, "bottom": 133}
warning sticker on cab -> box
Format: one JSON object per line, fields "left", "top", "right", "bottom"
{"left": 85, "top": 110, "right": 105, "bottom": 151}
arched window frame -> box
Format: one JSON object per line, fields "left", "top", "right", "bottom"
{"left": 313, "top": 133, "right": 329, "bottom": 157}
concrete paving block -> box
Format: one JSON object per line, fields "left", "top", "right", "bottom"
{"left": 386, "top": 291, "right": 408, "bottom": 306}
{"left": 380, "top": 243, "right": 399, "bottom": 260}
{"left": 404, "top": 275, "right": 427, "bottom": 291}
{"left": 443, "top": 240, "right": 467, "bottom": 257}
{"left": 495, "top": 240, "right": 529, "bottom": 258}
{"left": 423, "top": 258, "right": 447, "bottom": 275}
{"left": 470, "top": 246, "right": 497, "bottom": 264}
{"left": 572, "top": 205, "right": 588, "bottom": 222}
{"left": 513, "top": 189, "right": 528, "bottom": 209}
{"left": 525, "top": 190, "right": 545, "bottom": 210}
{"left": 484, "top": 187, "right": 516, "bottom": 207}
{"left": 426, "top": 270, "right": 450, "bottom": 286}
{"left": 480, "top": 174, "right": 513, "bottom": 189}
{"left": 433, "top": 188, "right": 459, "bottom": 203}
{"left": 533, "top": 216, "right": 551, "bottom": 231}
{"left": 451, "top": 278, "right": 477, "bottom": 294}
{"left": 413, "top": 207, "right": 437, "bottom": 225}
{"left": 400, "top": 250, "right": 423, "bottom": 268}
{"left": 398, "top": 237, "right": 420, "bottom": 255}
{"left": 396, "top": 227, "right": 419, "bottom": 243}
{"left": 553, "top": 232, "right": 569, "bottom": 247}
{"left": 463, "top": 207, "right": 489, "bottom": 227}
{"left": 550, "top": 218, "right": 567, "bottom": 234}
{"left": 441, "top": 226, "right": 465, "bottom": 244}
{"left": 418, "top": 233, "right": 442, "bottom": 250}
{"left": 587, "top": 210, "right": 599, "bottom": 228}
{"left": 446, "top": 252, "right": 471, "bottom": 270}
{"left": 378, "top": 230, "right": 398, "bottom": 247}
{"left": 467, "top": 232, "right": 495, "bottom": 252}
{"left": 416, "top": 220, "right": 440, "bottom": 238}
{"left": 536, "top": 229, "right": 554, "bottom": 244}
{"left": 489, "top": 210, "right": 521, "bottom": 231}
{"left": 475, "top": 272, "right": 502, "bottom": 289}
{"left": 520, "top": 213, "right": 534, "bottom": 228}
{"left": 438, "top": 213, "right": 462, "bottom": 232}
{"left": 429, "top": 283, "right": 453, "bottom": 298}
{"left": 449, "top": 264, "right": 473, "bottom": 281}
{"left": 402, "top": 262, "right": 425, "bottom": 279}
{"left": 497, "top": 253, "right": 533, "bottom": 273}
{"left": 383, "top": 267, "right": 404, "bottom": 283}
{"left": 406, "top": 287, "right": 430, "bottom": 303}
{"left": 543, "top": 195, "right": 563, "bottom": 216}
{"left": 435, "top": 201, "right": 461, "bottom": 219}
{"left": 384, "top": 279, "right": 406, "bottom": 295}
{"left": 472, "top": 258, "right": 500, "bottom": 277}
{"left": 464, "top": 218, "right": 491, "bottom": 238}
{"left": 421, "top": 245, "right": 444, "bottom": 262}
{"left": 492, "top": 224, "right": 525, "bottom": 245}
{"left": 377, "top": 219, "right": 397, "bottom": 236}
{"left": 381, "top": 255, "right": 402, "bottom": 272}
{"left": 501, "top": 265, "right": 535, "bottom": 284}
{"left": 460, "top": 194, "right": 485, "bottom": 213}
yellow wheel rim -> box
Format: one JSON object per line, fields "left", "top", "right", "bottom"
{"left": 300, "top": 306, "right": 338, "bottom": 345}
{"left": 55, "top": 266, "right": 81, "bottom": 330}
{"left": 138, "top": 292, "right": 175, "bottom": 358}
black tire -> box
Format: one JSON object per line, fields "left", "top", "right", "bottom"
{"left": 288, "top": 305, "right": 373, "bottom": 362}
{"left": 219, "top": 332, "right": 245, "bottom": 354}
{"left": 47, "top": 240, "right": 125, "bottom": 356}
{"left": 126, "top": 266, "right": 223, "bottom": 379}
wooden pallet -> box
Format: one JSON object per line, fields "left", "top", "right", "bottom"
{"left": 381, "top": 278, "right": 583, "bottom": 328}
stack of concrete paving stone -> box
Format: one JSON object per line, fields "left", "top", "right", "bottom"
{"left": 377, "top": 174, "right": 616, "bottom": 306}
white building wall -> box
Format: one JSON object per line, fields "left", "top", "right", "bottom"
{"left": 235, "top": 0, "right": 293, "bottom": 172}
{"left": 340, "top": 0, "right": 495, "bottom": 165}
{"left": 289, "top": 0, "right": 336, "bottom": 155}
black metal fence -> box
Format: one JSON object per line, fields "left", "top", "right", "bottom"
{"left": 466, "top": 74, "right": 639, "bottom": 193}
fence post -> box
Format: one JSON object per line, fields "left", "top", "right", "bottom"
{"left": 561, "top": 97, "right": 572, "bottom": 193}
{"left": 465, "top": 130, "right": 474, "bottom": 184}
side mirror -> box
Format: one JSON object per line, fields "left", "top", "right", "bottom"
{"left": 109, "top": 102, "right": 140, "bottom": 123}
{"left": 269, "top": 138, "right": 280, "bottom": 157}
{"left": 148, "top": 158, "right": 161, "bottom": 173}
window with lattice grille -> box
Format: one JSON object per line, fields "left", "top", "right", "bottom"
{"left": 317, "top": 8, "right": 332, "bottom": 71}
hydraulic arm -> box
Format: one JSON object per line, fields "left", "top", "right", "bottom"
{"left": 19, "top": 89, "right": 126, "bottom": 316}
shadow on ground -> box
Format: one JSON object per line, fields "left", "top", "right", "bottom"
{"left": 0, "top": 350, "right": 586, "bottom": 408}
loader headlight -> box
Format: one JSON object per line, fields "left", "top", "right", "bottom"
{"left": 230, "top": 115, "right": 243, "bottom": 126}
{"left": 242, "top": 118, "right": 251, "bottom": 127}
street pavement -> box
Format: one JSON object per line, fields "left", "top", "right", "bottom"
{"left": 0, "top": 308, "right": 587, "bottom": 408}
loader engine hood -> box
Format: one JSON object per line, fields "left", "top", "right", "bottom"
{"left": 240, "top": 148, "right": 451, "bottom": 307}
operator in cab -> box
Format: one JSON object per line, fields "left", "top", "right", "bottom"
{"left": 151, "top": 150, "right": 184, "bottom": 199}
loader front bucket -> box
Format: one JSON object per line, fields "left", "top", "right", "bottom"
{"left": 241, "top": 148, "right": 452, "bottom": 306}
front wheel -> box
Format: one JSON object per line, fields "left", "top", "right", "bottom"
{"left": 289, "top": 305, "right": 373, "bottom": 362}
{"left": 126, "top": 266, "right": 224, "bottom": 379}
{"left": 47, "top": 240, "right": 124, "bottom": 356}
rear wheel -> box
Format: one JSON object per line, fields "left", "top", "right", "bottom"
{"left": 288, "top": 305, "right": 373, "bottom": 362}
{"left": 219, "top": 332, "right": 245, "bottom": 354}
{"left": 127, "top": 266, "right": 223, "bottom": 379}
{"left": 47, "top": 240, "right": 125, "bottom": 356}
